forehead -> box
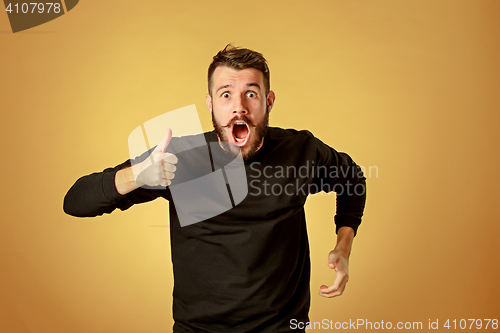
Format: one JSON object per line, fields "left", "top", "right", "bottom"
{"left": 212, "top": 66, "right": 264, "bottom": 90}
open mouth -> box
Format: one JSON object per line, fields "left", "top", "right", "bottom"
{"left": 232, "top": 122, "right": 250, "bottom": 145}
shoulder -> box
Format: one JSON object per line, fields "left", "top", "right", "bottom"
{"left": 263, "top": 127, "right": 326, "bottom": 160}
{"left": 268, "top": 127, "right": 316, "bottom": 141}
{"left": 267, "top": 127, "right": 324, "bottom": 151}
{"left": 267, "top": 127, "right": 337, "bottom": 157}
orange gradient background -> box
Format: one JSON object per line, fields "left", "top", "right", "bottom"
{"left": 0, "top": 0, "right": 499, "bottom": 332}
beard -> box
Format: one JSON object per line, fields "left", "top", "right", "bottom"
{"left": 212, "top": 107, "right": 270, "bottom": 161}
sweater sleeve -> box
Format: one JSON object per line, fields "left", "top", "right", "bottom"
{"left": 312, "top": 135, "right": 367, "bottom": 236}
{"left": 63, "top": 158, "right": 166, "bottom": 218}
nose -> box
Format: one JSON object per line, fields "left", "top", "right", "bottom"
{"left": 232, "top": 94, "right": 247, "bottom": 114}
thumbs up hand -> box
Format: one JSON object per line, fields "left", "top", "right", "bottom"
{"left": 134, "top": 129, "right": 178, "bottom": 188}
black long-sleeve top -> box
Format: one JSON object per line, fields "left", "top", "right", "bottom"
{"left": 64, "top": 127, "right": 366, "bottom": 333}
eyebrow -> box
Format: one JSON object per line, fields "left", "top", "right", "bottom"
{"left": 247, "top": 83, "right": 261, "bottom": 90}
{"left": 215, "top": 83, "right": 262, "bottom": 93}
{"left": 216, "top": 84, "right": 232, "bottom": 93}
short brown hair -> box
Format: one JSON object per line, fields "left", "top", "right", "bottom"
{"left": 208, "top": 44, "right": 270, "bottom": 96}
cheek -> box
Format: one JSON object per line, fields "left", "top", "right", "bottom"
{"left": 214, "top": 103, "right": 232, "bottom": 116}
{"left": 252, "top": 100, "right": 267, "bottom": 112}
{"left": 212, "top": 110, "right": 230, "bottom": 124}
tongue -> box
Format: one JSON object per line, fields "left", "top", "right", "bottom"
{"left": 233, "top": 125, "right": 249, "bottom": 139}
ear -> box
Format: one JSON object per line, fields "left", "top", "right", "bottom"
{"left": 206, "top": 93, "right": 213, "bottom": 115}
{"left": 266, "top": 90, "right": 276, "bottom": 113}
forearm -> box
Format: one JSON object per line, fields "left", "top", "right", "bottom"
{"left": 334, "top": 226, "right": 354, "bottom": 256}
{"left": 63, "top": 166, "right": 128, "bottom": 217}
{"left": 64, "top": 143, "right": 170, "bottom": 217}
{"left": 64, "top": 164, "right": 164, "bottom": 217}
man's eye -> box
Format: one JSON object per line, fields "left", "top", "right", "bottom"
{"left": 247, "top": 92, "right": 256, "bottom": 98}
{"left": 222, "top": 92, "right": 230, "bottom": 98}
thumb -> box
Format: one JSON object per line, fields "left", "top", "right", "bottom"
{"left": 156, "top": 128, "right": 172, "bottom": 153}
{"left": 328, "top": 252, "right": 337, "bottom": 269}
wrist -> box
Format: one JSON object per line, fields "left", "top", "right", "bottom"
{"left": 115, "top": 166, "right": 139, "bottom": 195}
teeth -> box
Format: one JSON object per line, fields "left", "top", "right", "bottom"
{"left": 233, "top": 122, "right": 247, "bottom": 143}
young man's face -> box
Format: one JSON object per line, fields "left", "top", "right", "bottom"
{"left": 206, "top": 66, "right": 275, "bottom": 160}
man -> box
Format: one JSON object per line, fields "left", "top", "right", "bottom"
{"left": 64, "top": 45, "right": 366, "bottom": 332}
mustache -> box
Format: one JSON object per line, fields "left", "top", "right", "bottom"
{"left": 222, "top": 115, "right": 256, "bottom": 128}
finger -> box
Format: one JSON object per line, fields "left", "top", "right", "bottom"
{"left": 319, "top": 270, "right": 348, "bottom": 296}
{"left": 162, "top": 162, "right": 177, "bottom": 173}
{"left": 155, "top": 128, "right": 173, "bottom": 153}
{"left": 157, "top": 173, "right": 170, "bottom": 187}
{"left": 331, "top": 271, "right": 346, "bottom": 291}
{"left": 319, "top": 282, "right": 346, "bottom": 298}
{"left": 155, "top": 152, "right": 178, "bottom": 164}
{"left": 321, "top": 275, "right": 342, "bottom": 294}
{"left": 163, "top": 171, "right": 175, "bottom": 180}
{"left": 163, "top": 153, "right": 178, "bottom": 164}
{"left": 158, "top": 177, "right": 171, "bottom": 187}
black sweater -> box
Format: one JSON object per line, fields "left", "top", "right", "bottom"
{"left": 64, "top": 127, "right": 366, "bottom": 333}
